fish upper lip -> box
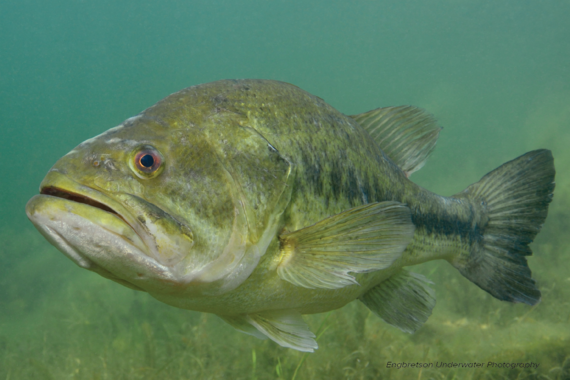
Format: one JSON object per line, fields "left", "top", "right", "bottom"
{"left": 41, "top": 186, "right": 121, "bottom": 217}
{"left": 37, "top": 170, "right": 155, "bottom": 257}
{"left": 39, "top": 184, "right": 134, "bottom": 232}
{"left": 39, "top": 186, "right": 138, "bottom": 232}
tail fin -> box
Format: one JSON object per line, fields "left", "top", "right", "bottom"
{"left": 450, "top": 150, "right": 555, "bottom": 305}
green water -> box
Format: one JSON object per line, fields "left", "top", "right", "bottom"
{"left": 1, "top": 1, "right": 569, "bottom": 379}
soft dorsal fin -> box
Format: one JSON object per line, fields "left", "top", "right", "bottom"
{"left": 350, "top": 106, "right": 442, "bottom": 177}
{"left": 277, "top": 201, "right": 415, "bottom": 290}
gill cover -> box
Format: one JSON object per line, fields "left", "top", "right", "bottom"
{"left": 186, "top": 110, "right": 293, "bottom": 295}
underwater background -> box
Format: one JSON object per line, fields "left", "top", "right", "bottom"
{"left": 1, "top": 0, "right": 569, "bottom": 379}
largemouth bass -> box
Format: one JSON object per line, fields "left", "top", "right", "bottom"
{"left": 26, "top": 79, "right": 555, "bottom": 352}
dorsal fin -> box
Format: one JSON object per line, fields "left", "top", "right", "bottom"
{"left": 350, "top": 106, "right": 442, "bottom": 177}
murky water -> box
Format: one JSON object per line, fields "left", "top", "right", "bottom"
{"left": 1, "top": 1, "right": 569, "bottom": 379}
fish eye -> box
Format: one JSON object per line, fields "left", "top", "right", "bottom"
{"left": 139, "top": 154, "right": 154, "bottom": 168}
{"left": 130, "top": 146, "right": 164, "bottom": 179}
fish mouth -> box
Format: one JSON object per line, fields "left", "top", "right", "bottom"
{"left": 40, "top": 186, "right": 128, "bottom": 225}
{"left": 38, "top": 185, "right": 146, "bottom": 256}
{"left": 41, "top": 185, "right": 118, "bottom": 214}
{"left": 34, "top": 172, "right": 148, "bottom": 253}
{"left": 26, "top": 170, "right": 177, "bottom": 292}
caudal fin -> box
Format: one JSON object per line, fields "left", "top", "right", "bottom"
{"left": 450, "top": 150, "right": 555, "bottom": 305}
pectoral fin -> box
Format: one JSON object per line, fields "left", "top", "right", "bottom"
{"left": 360, "top": 270, "right": 436, "bottom": 333}
{"left": 277, "top": 201, "right": 415, "bottom": 289}
{"left": 220, "top": 311, "right": 317, "bottom": 352}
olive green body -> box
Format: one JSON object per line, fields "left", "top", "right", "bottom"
{"left": 144, "top": 80, "right": 476, "bottom": 316}
{"left": 25, "top": 78, "right": 556, "bottom": 352}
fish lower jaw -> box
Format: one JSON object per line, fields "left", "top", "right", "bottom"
{"left": 26, "top": 195, "right": 182, "bottom": 294}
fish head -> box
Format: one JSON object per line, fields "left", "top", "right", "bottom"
{"left": 26, "top": 86, "right": 292, "bottom": 298}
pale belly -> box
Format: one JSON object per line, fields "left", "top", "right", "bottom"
{"left": 150, "top": 244, "right": 401, "bottom": 316}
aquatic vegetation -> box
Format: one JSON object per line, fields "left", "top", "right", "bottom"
{"left": 1, "top": 87, "right": 568, "bottom": 379}
{"left": 1, "top": 185, "right": 569, "bottom": 380}
{"left": 2, "top": 0, "right": 569, "bottom": 375}
{"left": 2, "top": 89, "right": 570, "bottom": 379}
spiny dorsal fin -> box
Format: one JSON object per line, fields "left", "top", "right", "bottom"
{"left": 220, "top": 311, "right": 318, "bottom": 352}
{"left": 277, "top": 201, "right": 415, "bottom": 290}
{"left": 350, "top": 106, "right": 442, "bottom": 177}
{"left": 360, "top": 270, "right": 436, "bottom": 333}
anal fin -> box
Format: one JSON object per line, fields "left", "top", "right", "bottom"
{"left": 360, "top": 270, "right": 436, "bottom": 333}
{"left": 277, "top": 201, "right": 415, "bottom": 289}
{"left": 220, "top": 311, "right": 317, "bottom": 352}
